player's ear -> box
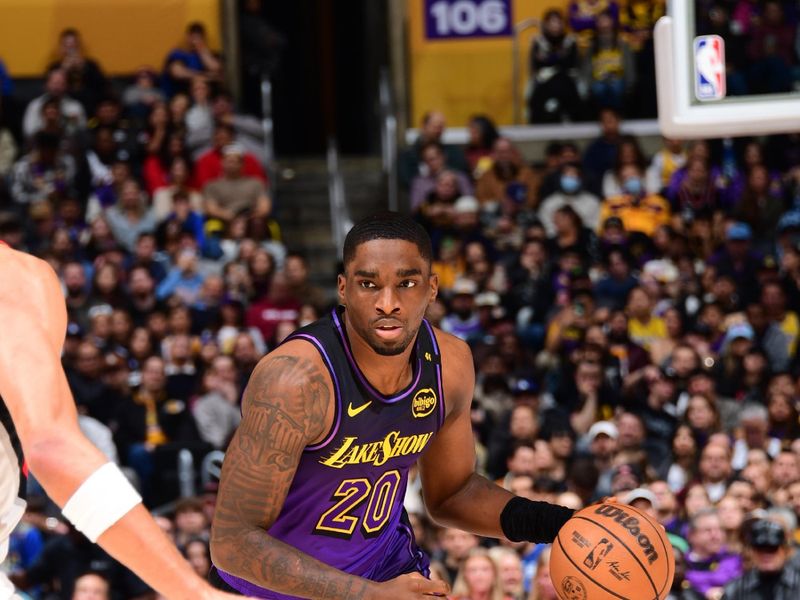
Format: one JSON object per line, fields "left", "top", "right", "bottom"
{"left": 429, "top": 270, "right": 438, "bottom": 303}
{"left": 337, "top": 273, "right": 346, "bottom": 306}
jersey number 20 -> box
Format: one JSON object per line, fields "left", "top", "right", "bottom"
{"left": 314, "top": 470, "right": 402, "bottom": 539}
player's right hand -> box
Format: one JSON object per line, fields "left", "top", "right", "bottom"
{"left": 372, "top": 572, "right": 450, "bottom": 599}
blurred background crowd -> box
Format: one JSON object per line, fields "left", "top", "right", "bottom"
{"left": 2, "top": 1, "right": 800, "bottom": 599}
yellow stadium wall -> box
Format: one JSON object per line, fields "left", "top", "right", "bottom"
{"left": 408, "top": 0, "right": 570, "bottom": 127}
{"left": 0, "top": 0, "right": 221, "bottom": 77}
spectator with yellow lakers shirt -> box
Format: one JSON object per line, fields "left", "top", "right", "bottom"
{"left": 598, "top": 163, "right": 671, "bottom": 237}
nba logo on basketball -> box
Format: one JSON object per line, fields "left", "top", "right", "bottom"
{"left": 694, "top": 35, "right": 726, "bottom": 101}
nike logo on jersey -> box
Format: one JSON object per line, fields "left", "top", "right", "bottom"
{"left": 347, "top": 401, "right": 372, "bottom": 417}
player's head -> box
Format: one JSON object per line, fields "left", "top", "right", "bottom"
{"left": 339, "top": 212, "right": 437, "bottom": 356}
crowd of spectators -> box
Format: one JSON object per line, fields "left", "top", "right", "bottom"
{"left": 401, "top": 98, "right": 800, "bottom": 598}
{"left": 3, "top": 3, "right": 800, "bottom": 600}
{"left": 528, "top": 0, "right": 664, "bottom": 122}
{"left": 0, "top": 21, "right": 321, "bottom": 600}
{"left": 528, "top": 1, "right": 800, "bottom": 123}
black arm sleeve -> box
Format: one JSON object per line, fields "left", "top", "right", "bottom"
{"left": 500, "top": 496, "right": 575, "bottom": 543}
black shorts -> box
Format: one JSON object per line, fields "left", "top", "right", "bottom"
{"left": 209, "top": 567, "right": 243, "bottom": 595}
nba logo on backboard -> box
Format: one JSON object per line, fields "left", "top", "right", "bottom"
{"left": 694, "top": 35, "right": 726, "bottom": 101}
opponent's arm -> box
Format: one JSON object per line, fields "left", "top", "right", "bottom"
{"left": 419, "top": 333, "right": 573, "bottom": 543}
{"left": 210, "top": 346, "right": 447, "bottom": 600}
{"left": 0, "top": 248, "right": 239, "bottom": 600}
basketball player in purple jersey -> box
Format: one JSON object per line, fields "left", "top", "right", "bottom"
{"left": 210, "top": 213, "right": 574, "bottom": 599}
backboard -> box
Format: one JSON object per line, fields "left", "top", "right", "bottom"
{"left": 655, "top": 0, "right": 800, "bottom": 138}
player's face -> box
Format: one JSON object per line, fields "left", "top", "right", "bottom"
{"left": 339, "top": 239, "right": 438, "bottom": 356}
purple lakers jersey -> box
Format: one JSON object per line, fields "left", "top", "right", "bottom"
{"left": 215, "top": 308, "right": 445, "bottom": 598}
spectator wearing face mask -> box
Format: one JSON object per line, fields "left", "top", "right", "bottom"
{"left": 537, "top": 162, "right": 600, "bottom": 236}
{"left": 599, "top": 163, "right": 671, "bottom": 237}
{"left": 601, "top": 135, "right": 648, "bottom": 198}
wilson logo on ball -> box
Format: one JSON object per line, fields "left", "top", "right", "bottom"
{"left": 594, "top": 504, "right": 659, "bottom": 564}
{"left": 550, "top": 501, "right": 674, "bottom": 600}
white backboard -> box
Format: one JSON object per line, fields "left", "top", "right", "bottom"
{"left": 655, "top": 1, "right": 800, "bottom": 138}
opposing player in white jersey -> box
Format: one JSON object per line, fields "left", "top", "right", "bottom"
{"left": 0, "top": 242, "right": 247, "bottom": 600}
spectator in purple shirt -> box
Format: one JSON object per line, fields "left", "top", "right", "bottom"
{"left": 685, "top": 508, "right": 743, "bottom": 596}
{"left": 410, "top": 142, "right": 473, "bottom": 211}
{"left": 441, "top": 278, "right": 483, "bottom": 343}
{"left": 568, "top": 0, "right": 620, "bottom": 45}
{"left": 665, "top": 141, "right": 723, "bottom": 205}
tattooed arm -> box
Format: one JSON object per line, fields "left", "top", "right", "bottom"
{"left": 210, "top": 341, "right": 447, "bottom": 600}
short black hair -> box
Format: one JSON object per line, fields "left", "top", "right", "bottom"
{"left": 187, "top": 22, "right": 207, "bottom": 35}
{"left": 342, "top": 212, "right": 432, "bottom": 270}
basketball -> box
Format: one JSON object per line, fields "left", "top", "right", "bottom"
{"left": 549, "top": 502, "right": 674, "bottom": 600}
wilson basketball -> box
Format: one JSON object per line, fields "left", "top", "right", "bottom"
{"left": 549, "top": 502, "right": 674, "bottom": 600}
